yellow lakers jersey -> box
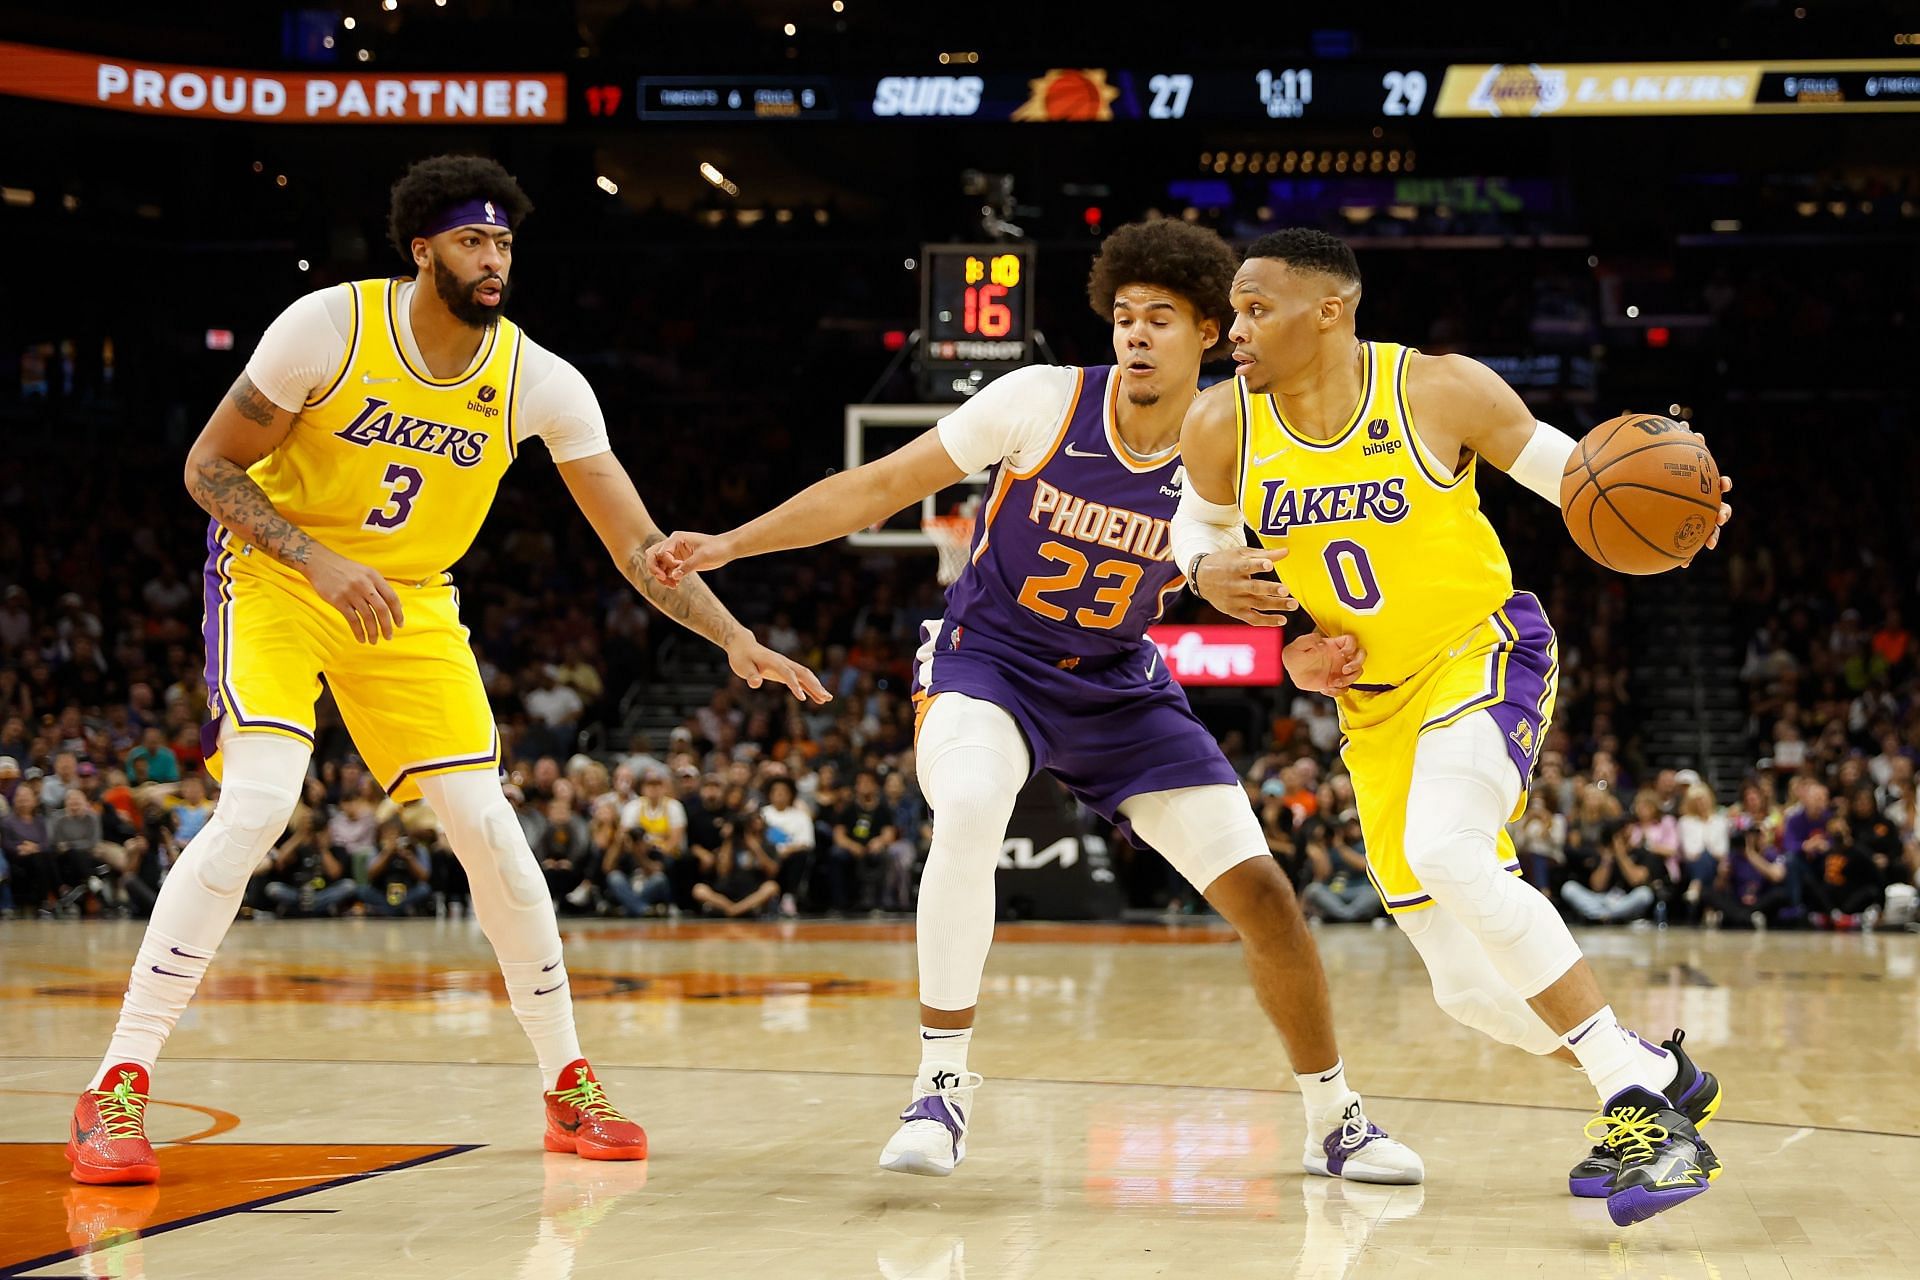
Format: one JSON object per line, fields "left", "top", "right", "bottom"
{"left": 1237, "top": 341, "right": 1513, "bottom": 689}
{"left": 243, "top": 278, "right": 522, "bottom": 584}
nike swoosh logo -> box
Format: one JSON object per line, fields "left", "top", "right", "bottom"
{"left": 1063, "top": 444, "right": 1106, "bottom": 458}
{"left": 533, "top": 981, "right": 566, "bottom": 996}
{"left": 1252, "top": 449, "right": 1289, "bottom": 466}
{"left": 151, "top": 965, "right": 194, "bottom": 978}
{"left": 1319, "top": 1069, "right": 1342, "bottom": 1083}
{"left": 559, "top": 1116, "right": 583, "bottom": 1133}
{"left": 542, "top": 960, "right": 561, "bottom": 973}
{"left": 74, "top": 1122, "right": 101, "bottom": 1145}
{"left": 1567, "top": 1020, "right": 1601, "bottom": 1045}
{"left": 170, "top": 947, "right": 210, "bottom": 960}
{"left": 361, "top": 373, "right": 399, "bottom": 384}
{"left": 921, "top": 1031, "right": 966, "bottom": 1040}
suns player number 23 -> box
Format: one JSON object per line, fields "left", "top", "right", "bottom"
{"left": 1017, "top": 541, "right": 1143, "bottom": 630}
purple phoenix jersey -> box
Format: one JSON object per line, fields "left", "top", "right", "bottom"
{"left": 915, "top": 365, "right": 1240, "bottom": 825}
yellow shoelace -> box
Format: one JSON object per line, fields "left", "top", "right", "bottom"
{"left": 553, "top": 1077, "right": 628, "bottom": 1123}
{"left": 1583, "top": 1105, "right": 1669, "bottom": 1164}
{"left": 91, "top": 1071, "right": 149, "bottom": 1141}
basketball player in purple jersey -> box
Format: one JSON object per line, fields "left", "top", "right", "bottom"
{"left": 647, "top": 221, "right": 1421, "bottom": 1184}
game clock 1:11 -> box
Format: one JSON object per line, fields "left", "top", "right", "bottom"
{"left": 921, "top": 243, "right": 1035, "bottom": 366}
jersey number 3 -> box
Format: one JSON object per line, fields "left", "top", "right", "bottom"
{"left": 364, "top": 463, "right": 424, "bottom": 532}
{"left": 1016, "top": 541, "right": 1142, "bottom": 630}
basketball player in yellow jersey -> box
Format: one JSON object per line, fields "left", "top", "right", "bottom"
{"left": 66, "top": 156, "right": 827, "bottom": 1187}
{"left": 1171, "top": 230, "right": 1734, "bottom": 1227}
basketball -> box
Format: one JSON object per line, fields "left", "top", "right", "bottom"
{"left": 1559, "top": 413, "right": 1722, "bottom": 575}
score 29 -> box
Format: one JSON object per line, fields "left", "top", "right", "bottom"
{"left": 962, "top": 253, "right": 1023, "bottom": 337}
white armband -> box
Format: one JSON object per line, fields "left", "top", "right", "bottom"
{"left": 1507, "top": 420, "right": 1579, "bottom": 507}
{"left": 1171, "top": 485, "right": 1245, "bottom": 584}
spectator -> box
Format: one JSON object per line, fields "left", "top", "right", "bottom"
{"left": 1301, "top": 815, "right": 1382, "bottom": 923}
{"left": 630, "top": 770, "right": 688, "bottom": 862}
{"left": 830, "top": 770, "right": 897, "bottom": 912}
{"left": 125, "top": 726, "right": 180, "bottom": 785}
{"left": 880, "top": 771, "right": 926, "bottom": 912}
{"left": 1562, "top": 820, "right": 1661, "bottom": 924}
{"left": 327, "top": 793, "right": 379, "bottom": 878}
{"left": 523, "top": 667, "right": 585, "bottom": 758}
{"left": 50, "top": 789, "right": 112, "bottom": 911}
{"left": 691, "top": 812, "right": 781, "bottom": 918}
{"left": 264, "top": 810, "right": 357, "bottom": 917}
{"left": 760, "top": 776, "right": 816, "bottom": 915}
{"left": 537, "top": 797, "right": 593, "bottom": 908}
{"left": 1676, "top": 783, "right": 1730, "bottom": 918}
{"left": 40, "top": 752, "right": 81, "bottom": 810}
{"left": 1796, "top": 805, "right": 1883, "bottom": 929}
{"left": 121, "top": 800, "right": 181, "bottom": 918}
{"left": 168, "top": 773, "right": 216, "bottom": 844}
{"left": 596, "top": 795, "right": 673, "bottom": 917}
{"left": 2, "top": 784, "right": 52, "bottom": 914}
{"left": 360, "top": 819, "right": 433, "bottom": 916}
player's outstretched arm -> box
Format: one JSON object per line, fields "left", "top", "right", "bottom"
{"left": 646, "top": 430, "right": 967, "bottom": 585}
{"left": 185, "top": 372, "right": 405, "bottom": 645}
{"left": 556, "top": 452, "right": 830, "bottom": 704}
{"left": 1172, "top": 381, "right": 1298, "bottom": 626}
{"left": 1410, "top": 353, "right": 1733, "bottom": 554}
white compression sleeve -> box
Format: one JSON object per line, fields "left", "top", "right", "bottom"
{"left": 1118, "top": 785, "right": 1268, "bottom": 895}
{"left": 97, "top": 728, "right": 308, "bottom": 1082}
{"left": 1170, "top": 485, "right": 1244, "bottom": 578}
{"left": 416, "top": 770, "right": 581, "bottom": 1085}
{"left": 1505, "top": 420, "right": 1579, "bottom": 507}
{"left": 913, "top": 692, "right": 1030, "bottom": 1011}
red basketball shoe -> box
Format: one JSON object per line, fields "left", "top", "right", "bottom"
{"left": 543, "top": 1060, "right": 648, "bottom": 1161}
{"left": 67, "top": 1063, "right": 160, "bottom": 1185}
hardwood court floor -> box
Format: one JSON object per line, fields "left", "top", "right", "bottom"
{"left": 2, "top": 917, "right": 1916, "bottom": 1278}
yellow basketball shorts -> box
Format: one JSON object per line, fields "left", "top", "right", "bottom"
{"left": 200, "top": 528, "right": 499, "bottom": 803}
{"left": 1335, "top": 592, "right": 1558, "bottom": 914}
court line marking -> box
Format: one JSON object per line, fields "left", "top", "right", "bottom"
{"left": 0, "top": 1143, "right": 479, "bottom": 1279}
{"left": 6, "top": 1054, "right": 1918, "bottom": 1144}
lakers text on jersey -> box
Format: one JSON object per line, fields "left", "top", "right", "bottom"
{"left": 1237, "top": 342, "right": 1558, "bottom": 912}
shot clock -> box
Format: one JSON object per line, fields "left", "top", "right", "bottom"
{"left": 920, "top": 243, "right": 1035, "bottom": 368}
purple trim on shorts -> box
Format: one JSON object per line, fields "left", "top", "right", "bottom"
{"left": 200, "top": 522, "right": 317, "bottom": 759}
{"left": 384, "top": 728, "right": 503, "bottom": 796}
{"left": 1481, "top": 592, "right": 1557, "bottom": 785}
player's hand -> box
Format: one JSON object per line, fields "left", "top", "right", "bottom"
{"left": 1286, "top": 632, "right": 1367, "bottom": 696}
{"left": 1192, "top": 546, "right": 1298, "bottom": 626}
{"left": 646, "top": 531, "right": 735, "bottom": 587}
{"left": 303, "top": 546, "right": 405, "bottom": 644}
{"left": 1684, "top": 471, "right": 1733, "bottom": 567}
{"left": 726, "top": 632, "right": 832, "bottom": 704}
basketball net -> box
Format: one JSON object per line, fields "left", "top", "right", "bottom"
{"left": 923, "top": 495, "right": 980, "bottom": 585}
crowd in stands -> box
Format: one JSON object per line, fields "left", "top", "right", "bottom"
{"left": 6, "top": 215, "right": 1918, "bottom": 933}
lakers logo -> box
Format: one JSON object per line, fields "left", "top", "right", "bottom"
{"left": 1466, "top": 63, "right": 1568, "bottom": 117}
{"left": 1509, "top": 717, "right": 1537, "bottom": 758}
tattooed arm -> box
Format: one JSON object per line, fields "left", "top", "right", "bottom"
{"left": 556, "top": 452, "right": 829, "bottom": 703}
{"left": 185, "top": 372, "right": 404, "bottom": 643}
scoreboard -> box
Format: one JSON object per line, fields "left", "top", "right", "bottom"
{"left": 920, "top": 244, "right": 1034, "bottom": 368}
{"left": 575, "top": 60, "right": 1920, "bottom": 125}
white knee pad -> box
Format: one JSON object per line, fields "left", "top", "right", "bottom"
{"left": 1401, "top": 715, "right": 1580, "bottom": 995}
{"left": 193, "top": 749, "right": 304, "bottom": 896}
{"left": 417, "top": 771, "right": 548, "bottom": 910}
{"left": 1118, "top": 786, "right": 1267, "bottom": 894}
{"left": 916, "top": 693, "right": 1030, "bottom": 838}
{"left": 1398, "top": 908, "right": 1562, "bottom": 1056}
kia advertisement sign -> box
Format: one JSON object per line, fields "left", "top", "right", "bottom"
{"left": 1148, "top": 626, "right": 1283, "bottom": 687}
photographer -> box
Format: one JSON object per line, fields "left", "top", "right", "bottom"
{"left": 1798, "top": 800, "right": 1885, "bottom": 929}
{"left": 360, "top": 818, "right": 432, "bottom": 917}
{"left": 1705, "top": 817, "right": 1792, "bottom": 929}
{"left": 1561, "top": 818, "right": 1661, "bottom": 924}
{"left": 264, "top": 808, "right": 357, "bottom": 917}
{"left": 1301, "top": 814, "right": 1382, "bottom": 923}
{"left": 691, "top": 811, "right": 781, "bottom": 918}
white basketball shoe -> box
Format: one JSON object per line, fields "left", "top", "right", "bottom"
{"left": 1301, "top": 1094, "right": 1425, "bottom": 1185}
{"left": 878, "top": 1063, "right": 982, "bottom": 1177}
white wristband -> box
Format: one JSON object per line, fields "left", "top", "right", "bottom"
{"left": 1170, "top": 485, "right": 1245, "bottom": 575}
{"left": 1507, "top": 420, "right": 1579, "bottom": 507}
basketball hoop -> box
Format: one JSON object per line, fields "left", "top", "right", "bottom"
{"left": 923, "top": 497, "right": 979, "bottom": 585}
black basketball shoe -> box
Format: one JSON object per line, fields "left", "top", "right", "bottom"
{"left": 1569, "top": 1028, "right": 1722, "bottom": 1198}
{"left": 1583, "top": 1084, "right": 1715, "bottom": 1225}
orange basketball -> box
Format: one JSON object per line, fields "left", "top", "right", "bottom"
{"left": 1559, "top": 414, "right": 1721, "bottom": 575}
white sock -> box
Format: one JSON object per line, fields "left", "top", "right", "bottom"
{"left": 1295, "top": 1058, "right": 1350, "bottom": 1124}
{"left": 96, "top": 929, "right": 216, "bottom": 1086}
{"left": 919, "top": 1025, "right": 972, "bottom": 1074}
{"left": 499, "top": 954, "right": 583, "bottom": 1086}
{"left": 1563, "top": 1006, "right": 1679, "bottom": 1105}
{"left": 95, "top": 731, "right": 308, "bottom": 1088}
